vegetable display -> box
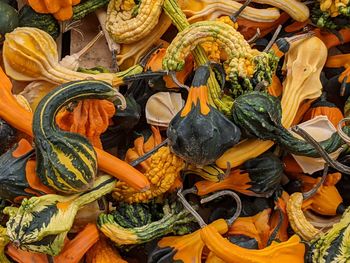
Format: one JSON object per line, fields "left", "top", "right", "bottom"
{"left": 2, "top": 0, "right": 350, "bottom": 262}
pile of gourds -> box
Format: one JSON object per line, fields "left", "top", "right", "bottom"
{"left": 2, "top": 0, "right": 350, "bottom": 262}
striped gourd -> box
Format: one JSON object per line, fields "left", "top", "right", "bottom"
{"left": 32, "top": 80, "right": 118, "bottom": 194}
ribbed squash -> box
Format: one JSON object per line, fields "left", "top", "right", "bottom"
{"left": 232, "top": 91, "right": 349, "bottom": 157}
{"left": 167, "top": 65, "right": 241, "bottom": 166}
{"left": 33, "top": 80, "right": 119, "bottom": 194}
{"left": 4, "top": 175, "right": 116, "bottom": 256}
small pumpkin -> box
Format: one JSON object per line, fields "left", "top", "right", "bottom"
{"left": 167, "top": 65, "right": 241, "bottom": 166}
{"left": 302, "top": 93, "right": 344, "bottom": 127}
{"left": 28, "top": 0, "right": 81, "bottom": 21}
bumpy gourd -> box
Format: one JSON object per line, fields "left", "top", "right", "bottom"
{"left": 4, "top": 175, "right": 116, "bottom": 256}
{"left": 113, "top": 146, "right": 184, "bottom": 203}
{"left": 28, "top": 0, "right": 81, "bottom": 21}
{"left": 106, "top": 0, "right": 164, "bottom": 44}
{"left": 163, "top": 21, "right": 278, "bottom": 95}
{"left": 33, "top": 80, "right": 118, "bottom": 194}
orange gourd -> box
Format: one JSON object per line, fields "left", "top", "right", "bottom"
{"left": 28, "top": 0, "right": 81, "bottom": 21}
{"left": 302, "top": 94, "right": 344, "bottom": 127}
{"left": 56, "top": 99, "right": 115, "bottom": 149}
{"left": 86, "top": 237, "right": 127, "bottom": 263}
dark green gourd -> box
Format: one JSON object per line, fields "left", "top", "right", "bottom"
{"left": 32, "top": 80, "right": 118, "bottom": 194}
{"left": 232, "top": 91, "right": 350, "bottom": 157}
{"left": 167, "top": 65, "right": 241, "bottom": 166}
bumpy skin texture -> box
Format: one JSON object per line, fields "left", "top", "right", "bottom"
{"left": 106, "top": 0, "right": 164, "bottom": 44}
{"left": 307, "top": 207, "right": 350, "bottom": 263}
{"left": 163, "top": 20, "right": 278, "bottom": 94}
{"left": 319, "top": 0, "right": 350, "bottom": 17}
{"left": 286, "top": 193, "right": 321, "bottom": 242}
{"left": 113, "top": 146, "right": 184, "bottom": 203}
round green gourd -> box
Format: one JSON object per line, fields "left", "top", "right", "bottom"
{"left": 32, "top": 80, "right": 118, "bottom": 194}
{"left": 0, "top": 2, "right": 19, "bottom": 43}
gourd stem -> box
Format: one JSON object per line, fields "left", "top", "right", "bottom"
{"left": 292, "top": 126, "right": 350, "bottom": 174}
{"left": 170, "top": 71, "right": 190, "bottom": 91}
{"left": 302, "top": 164, "right": 329, "bottom": 200}
{"left": 177, "top": 189, "right": 207, "bottom": 228}
{"left": 200, "top": 190, "right": 242, "bottom": 226}
{"left": 139, "top": 44, "right": 164, "bottom": 67}
{"left": 130, "top": 139, "right": 169, "bottom": 167}
{"left": 230, "top": 0, "right": 252, "bottom": 22}
{"left": 247, "top": 28, "right": 261, "bottom": 44}
{"left": 340, "top": 76, "right": 348, "bottom": 96}
{"left": 264, "top": 25, "right": 282, "bottom": 52}
{"left": 75, "top": 31, "right": 104, "bottom": 58}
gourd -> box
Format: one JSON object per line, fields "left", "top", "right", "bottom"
{"left": 27, "top": 0, "right": 81, "bottom": 21}
{"left": 216, "top": 36, "right": 327, "bottom": 169}
{"left": 182, "top": 0, "right": 281, "bottom": 23}
{"left": 167, "top": 65, "right": 241, "bottom": 166}
{"left": 111, "top": 202, "right": 153, "bottom": 228}
{"left": 19, "top": 5, "right": 59, "bottom": 39}
{"left": 56, "top": 99, "right": 116, "bottom": 149}
{"left": 0, "top": 66, "right": 150, "bottom": 192}
{"left": 2, "top": 27, "right": 132, "bottom": 86}
{"left": 32, "top": 80, "right": 119, "bottom": 194}
{"left": 113, "top": 146, "right": 184, "bottom": 203}
{"left": 0, "top": 1, "right": 18, "bottom": 43}
{"left": 106, "top": 0, "right": 164, "bottom": 44}
{"left": 307, "top": 207, "right": 350, "bottom": 263}
{"left": 86, "top": 237, "right": 127, "bottom": 263}
{"left": 4, "top": 175, "right": 116, "bottom": 256}
{"left": 302, "top": 93, "right": 344, "bottom": 127}
{"left": 251, "top": 0, "right": 309, "bottom": 21}
{"left": 232, "top": 91, "right": 349, "bottom": 157}
{"left": 0, "top": 139, "right": 54, "bottom": 202}
{"left": 72, "top": 0, "right": 110, "bottom": 21}
{"left": 191, "top": 154, "right": 283, "bottom": 198}
{"left": 98, "top": 199, "right": 196, "bottom": 246}
{"left": 163, "top": 20, "right": 279, "bottom": 95}
{"left": 184, "top": 164, "right": 226, "bottom": 182}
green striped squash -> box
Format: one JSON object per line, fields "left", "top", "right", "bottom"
{"left": 32, "top": 80, "right": 118, "bottom": 194}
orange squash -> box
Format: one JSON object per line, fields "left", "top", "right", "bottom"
{"left": 28, "top": 0, "right": 81, "bottom": 21}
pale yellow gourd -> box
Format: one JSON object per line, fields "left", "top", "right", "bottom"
{"left": 2, "top": 27, "right": 130, "bottom": 87}
{"left": 216, "top": 37, "right": 326, "bottom": 169}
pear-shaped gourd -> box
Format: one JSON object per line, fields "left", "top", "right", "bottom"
{"left": 167, "top": 65, "right": 241, "bottom": 166}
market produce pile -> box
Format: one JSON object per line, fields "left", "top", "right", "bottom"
{"left": 3, "top": 0, "right": 350, "bottom": 262}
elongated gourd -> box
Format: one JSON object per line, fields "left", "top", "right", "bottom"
{"left": 2, "top": 27, "right": 126, "bottom": 86}
{"left": 0, "top": 66, "right": 149, "bottom": 191}
{"left": 216, "top": 36, "right": 327, "bottom": 169}
{"left": 182, "top": 0, "right": 281, "bottom": 23}
{"left": 251, "top": 0, "right": 309, "bottom": 21}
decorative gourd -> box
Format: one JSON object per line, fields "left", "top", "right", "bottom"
{"left": 111, "top": 202, "right": 153, "bottom": 228}
{"left": 33, "top": 80, "right": 119, "bottom": 193}
{"left": 184, "top": 164, "right": 226, "bottom": 182}
{"left": 113, "top": 146, "right": 184, "bottom": 203}
{"left": 167, "top": 65, "right": 241, "bottom": 166}
{"left": 0, "top": 66, "right": 150, "bottom": 192}
{"left": 7, "top": 223, "right": 99, "bottom": 263}
{"left": 0, "top": 1, "right": 18, "bottom": 43}
{"left": 307, "top": 207, "right": 350, "bottom": 263}
{"left": 86, "top": 237, "right": 127, "bottom": 263}
{"left": 19, "top": 5, "right": 59, "bottom": 39}
{"left": 192, "top": 154, "right": 283, "bottom": 197}
{"left": 216, "top": 36, "right": 327, "bottom": 169}
{"left": 72, "top": 0, "right": 109, "bottom": 21}
{"left": 2, "top": 27, "right": 133, "bottom": 86}
{"left": 28, "top": 0, "right": 81, "bottom": 21}
{"left": 4, "top": 175, "right": 115, "bottom": 256}
{"left": 106, "top": 0, "right": 164, "bottom": 44}
{"left": 232, "top": 91, "right": 349, "bottom": 157}
{"left": 98, "top": 199, "right": 196, "bottom": 246}
{"left": 56, "top": 99, "right": 116, "bottom": 149}
{"left": 302, "top": 93, "right": 344, "bottom": 127}
{"left": 0, "top": 139, "right": 54, "bottom": 202}
{"left": 162, "top": 20, "right": 278, "bottom": 95}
